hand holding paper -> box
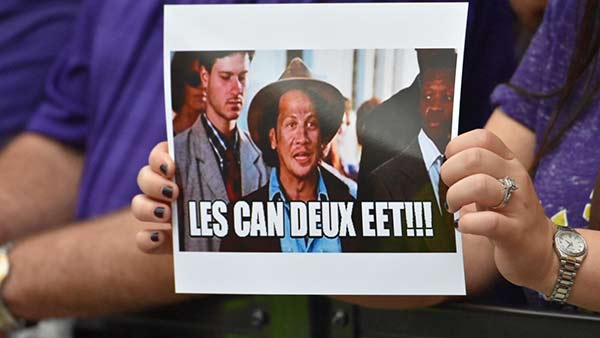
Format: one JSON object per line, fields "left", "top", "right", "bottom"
{"left": 442, "top": 129, "right": 557, "bottom": 295}
{"left": 132, "top": 141, "right": 176, "bottom": 254}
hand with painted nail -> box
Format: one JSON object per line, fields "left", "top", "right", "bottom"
{"left": 441, "top": 129, "right": 557, "bottom": 296}
{"left": 131, "top": 141, "right": 178, "bottom": 254}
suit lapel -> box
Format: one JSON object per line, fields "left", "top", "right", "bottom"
{"left": 239, "top": 130, "right": 264, "bottom": 196}
{"left": 191, "top": 119, "right": 229, "bottom": 201}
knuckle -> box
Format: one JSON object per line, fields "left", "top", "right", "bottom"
{"left": 137, "top": 166, "right": 150, "bottom": 187}
{"left": 463, "top": 148, "right": 482, "bottom": 172}
{"left": 131, "top": 195, "right": 147, "bottom": 218}
{"left": 487, "top": 213, "right": 500, "bottom": 235}
{"left": 131, "top": 194, "right": 142, "bottom": 209}
{"left": 475, "top": 129, "right": 493, "bottom": 147}
{"left": 474, "top": 174, "right": 489, "bottom": 195}
{"left": 445, "top": 140, "right": 457, "bottom": 157}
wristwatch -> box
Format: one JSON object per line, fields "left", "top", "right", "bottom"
{"left": 0, "top": 243, "right": 25, "bottom": 331}
{"left": 544, "top": 226, "right": 588, "bottom": 304}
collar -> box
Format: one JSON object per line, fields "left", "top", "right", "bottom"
{"left": 268, "top": 167, "right": 329, "bottom": 202}
{"left": 201, "top": 113, "right": 239, "bottom": 152}
{"left": 418, "top": 128, "right": 443, "bottom": 170}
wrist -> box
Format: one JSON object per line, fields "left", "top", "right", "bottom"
{"left": 0, "top": 243, "right": 26, "bottom": 331}
{"left": 535, "top": 219, "right": 560, "bottom": 296}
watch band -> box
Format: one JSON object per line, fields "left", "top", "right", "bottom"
{"left": 546, "top": 255, "right": 581, "bottom": 303}
{"left": 0, "top": 243, "right": 25, "bottom": 331}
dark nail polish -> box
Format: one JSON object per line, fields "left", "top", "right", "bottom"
{"left": 150, "top": 232, "right": 160, "bottom": 242}
{"left": 162, "top": 186, "right": 173, "bottom": 199}
{"left": 453, "top": 219, "right": 459, "bottom": 229}
{"left": 441, "top": 154, "right": 447, "bottom": 163}
{"left": 444, "top": 201, "right": 450, "bottom": 212}
{"left": 160, "top": 164, "right": 168, "bottom": 175}
{"left": 154, "top": 207, "right": 165, "bottom": 219}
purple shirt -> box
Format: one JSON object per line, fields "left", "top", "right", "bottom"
{"left": 0, "top": 0, "right": 80, "bottom": 145}
{"left": 492, "top": 0, "right": 600, "bottom": 309}
{"left": 492, "top": 0, "right": 599, "bottom": 230}
{"left": 25, "top": 0, "right": 508, "bottom": 221}
{"left": 26, "top": 0, "right": 310, "bottom": 219}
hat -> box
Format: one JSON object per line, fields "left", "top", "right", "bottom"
{"left": 416, "top": 49, "right": 457, "bottom": 73}
{"left": 247, "top": 58, "right": 346, "bottom": 166}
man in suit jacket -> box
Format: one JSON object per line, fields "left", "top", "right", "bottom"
{"left": 220, "top": 58, "right": 357, "bottom": 253}
{"left": 357, "top": 49, "right": 457, "bottom": 195}
{"left": 358, "top": 49, "right": 458, "bottom": 252}
{"left": 357, "top": 76, "right": 421, "bottom": 182}
{"left": 175, "top": 51, "right": 269, "bottom": 251}
{"left": 362, "top": 138, "right": 456, "bottom": 252}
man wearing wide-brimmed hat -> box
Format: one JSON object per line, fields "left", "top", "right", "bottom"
{"left": 219, "top": 58, "right": 357, "bottom": 253}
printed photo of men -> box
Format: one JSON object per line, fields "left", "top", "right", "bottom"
{"left": 219, "top": 58, "right": 357, "bottom": 253}
{"left": 359, "top": 49, "right": 457, "bottom": 252}
{"left": 175, "top": 51, "right": 269, "bottom": 251}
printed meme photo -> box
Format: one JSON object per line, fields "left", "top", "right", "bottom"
{"left": 172, "top": 49, "right": 457, "bottom": 254}
{"left": 164, "top": 3, "right": 467, "bottom": 295}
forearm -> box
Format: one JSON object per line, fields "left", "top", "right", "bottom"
{"left": 0, "top": 133, "right": 83, "bottom": 241}
{"left": 2, "top": 210, "right": 190, "bottom": 320}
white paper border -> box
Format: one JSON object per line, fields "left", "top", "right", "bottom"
{"left": 164, "top": 3, "right": 467, "bottom": 295}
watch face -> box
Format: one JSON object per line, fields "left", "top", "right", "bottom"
{"left": 555, "top": 230, "right": 587, "bottom": 257}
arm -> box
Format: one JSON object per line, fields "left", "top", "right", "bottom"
{"left": 509, "top": 0, "right": 548, "bottom": 32}
{"left": 3, "top": 210, "right": 190, "bottom": 320}
{"left": 0, "top": 133, "right": 83, "bottom": 242}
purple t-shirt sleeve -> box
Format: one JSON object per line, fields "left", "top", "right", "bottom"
{"left": 25, "top": 2, "right": 96, "bottom": 151}
{"left": 490, "top": 3, "right": 557, "bottom": 131}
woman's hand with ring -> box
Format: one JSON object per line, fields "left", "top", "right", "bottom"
{"left": 441, "top": 129, "right": 558, "bottom": 295}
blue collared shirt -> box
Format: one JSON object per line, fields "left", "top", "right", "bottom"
{"left": 268, "top": 168, "right": 342, "bottom": 253}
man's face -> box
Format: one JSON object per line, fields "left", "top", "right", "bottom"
{"left": 420, "top": 68, "right": 454, "bottom": 143}
{"left": 269, "top": 90, "right": 322, "bottom": 180}
{"left": 201, "top": 53, "right": 249, "bottom": 124}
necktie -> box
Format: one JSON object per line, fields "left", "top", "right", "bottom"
{"left": 436, "top": 155, "right": 453, "bottom": 225}
{"left": 432, "top": 155, "right": 445, "bottom": 209}
{"left": 224, "top": 147, "right": 241, "bottom": 203}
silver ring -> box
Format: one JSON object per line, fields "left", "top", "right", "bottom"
{"left": 492, "top": 176, "right": 519, "bottom": 209}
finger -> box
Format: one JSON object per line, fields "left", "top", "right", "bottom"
{"left": 136, "top": 229, "right": 173, "bottom": 254}
{"left": 456, "top": 210, "right": 513, "bottom": 242}
{"left": 441, "top": 147, "right": 514, "bottom": 187}
{"left": 131, "top": 194, "right": 172, "bottom": 222}
{"left": 445, "top": 129, "right": 515, "bottom": 161}
{"left": 137, "top": 165, "right": 179, "bottom": 202}
{"left": 148, "top": 141, "right": 175, "bottom": 179}
{"left": 446, "top": 174, "right": 506, "bottom": 213}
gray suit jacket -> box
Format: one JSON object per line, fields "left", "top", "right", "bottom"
{"left": 174, "top": 117, "right": 268, "bottom": 251}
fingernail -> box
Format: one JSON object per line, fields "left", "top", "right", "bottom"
{"left": 154, "top": 207, "right": 165, "bottom": 219}
{"left": 444, "top": 201, "right": 450, "bottom": 212}
{"left": 150, "top": 232, "right": 160, "bottom": 242}
{"left": 441, "top": 154, "right": 447, "bottom": 163}
{"left": 160, "top": 164, "right": 168, "bottom": 175}
{"left": 453, "top": 219, "right": 459, "bottom": 229}
{"left": 162, "top": 186, "right": 173, "bottom": 199}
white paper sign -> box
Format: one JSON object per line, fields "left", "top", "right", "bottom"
{"left": 164, "top": 3, "right": 467, "bottom": 295}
